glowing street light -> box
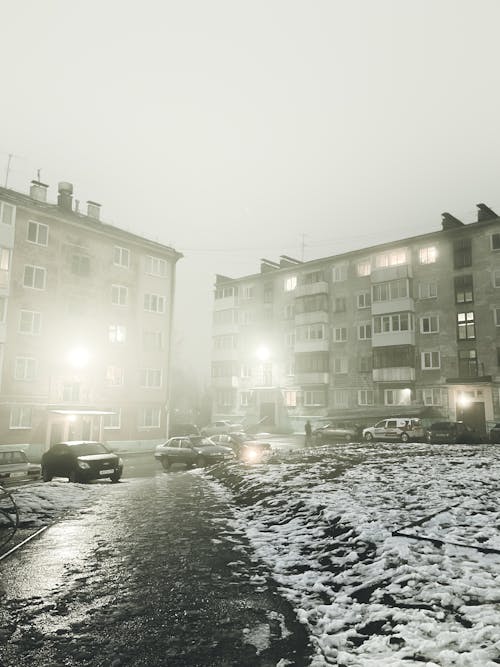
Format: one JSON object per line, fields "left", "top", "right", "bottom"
{"left": 256, "top": 345, "right": 271, "bottom": 362}
{"left": 67, "top": 346, "right": 90, "bottom": 369}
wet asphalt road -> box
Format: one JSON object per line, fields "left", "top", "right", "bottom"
{"left": 0, "top": 451, "right": 311, "bottom": 667}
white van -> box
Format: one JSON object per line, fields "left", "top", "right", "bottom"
{"left": 363, "top": 418, "right": 425, "bottom": 443}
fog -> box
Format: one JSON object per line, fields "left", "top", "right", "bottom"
{"left": 2, "top": 0, "right": 500, "bottom": 379}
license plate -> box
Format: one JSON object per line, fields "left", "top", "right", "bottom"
{"left": 99, "top": 468, "right": 114, "bottom": 475}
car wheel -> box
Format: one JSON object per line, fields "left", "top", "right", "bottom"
{"left": 401, "top": 433, "right": 409, "bottom": 443}
{"left": 161, "top": 457, "right": 171, "bottom": 471}
{"left": 68, "top": 470, "right": 81, "bottom": 483}
{"left": 110, "top": 471, "right": 121, "bottom": 483}
{"left": 364, "top": 432, "right": 373, "bottom": 442}
{"left": 42, "top": 467, "right": 52, "bottom": 482}
{"left": 196, "top": 455, "right": 207, "bottom": 467}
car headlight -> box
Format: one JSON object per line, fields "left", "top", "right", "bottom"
{"left": 77, "top": 460, "right": 90, "bottom": 469}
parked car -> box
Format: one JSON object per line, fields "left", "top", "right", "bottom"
{"left": 363, "top": 418, "right": 425, "bottom": 443}
{"left": 427, "top": 421, "right": 483, "bottom": 444}
{"left": 313, "top": 422, "right": 362, "bottom": 443}
{"left": 489, "top": 423, "right": 500, "bottom": 444}
{"left": 200, "top": 420, "right": 244, "bottom": 437}
{"left": 0, "top": 447, "right": 41, "bottom": 484}
{"left": 154, "top": 436, "right": 234, "bottom": 470}
{"left": 41, "top": 441, "right": 123, "bottom": 483}
{"left": 209, "top": 433, "right": 272, "bottom": 462}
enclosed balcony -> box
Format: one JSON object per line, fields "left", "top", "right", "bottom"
{"left": 373, "top": 367, "right": 415, "bottom": 382}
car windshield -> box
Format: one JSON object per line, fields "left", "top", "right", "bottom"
{"left": 71, "top": 442, "right": 110, "bottom": 456}
{"left": 192, "top": 438, "right": 215, "bottom": 447}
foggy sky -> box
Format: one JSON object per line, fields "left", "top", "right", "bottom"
{"left": 2, "top": 0, "right": 500, "bottom": 379}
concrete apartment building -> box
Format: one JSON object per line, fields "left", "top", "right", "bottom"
{"left": 211, "top": 205, "right": 500, "bottom": 434}
{"left": 0, "top": 180, "right": 181, "bottom": 451}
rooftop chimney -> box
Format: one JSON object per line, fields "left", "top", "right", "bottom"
{"left": 57, "top": 182, "right": 73, "bottom": 210}
{"left": 86, "top": 200, "right": 101, "bottom": 220}
{"left": 477, "top": 203, "right": 498, "bottom": 222}
{"left": 441, "top": 212, "right": 464, "bottom": 230}
{"left": 30, "top": 180, "right": 49, "bottom": 202}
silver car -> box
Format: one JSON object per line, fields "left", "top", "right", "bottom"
{"left": 155, "top": 436, "right": 234, "bottom": 470}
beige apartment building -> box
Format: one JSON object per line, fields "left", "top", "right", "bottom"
{"left": 0, "top": 180, "right": 181, "bottom": 450}
{"left": 211, "top": 205, "right": 500, "bottom": 434}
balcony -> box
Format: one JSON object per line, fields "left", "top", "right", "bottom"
{"left": 211, "top": 376, "right": 239, "bottom": 388}
{"left": 295, "top": 281, "right": 329, "bottom": 298}
{"left": 213, "top": 295, "right": 238, "bottom": 310}
{"left": 295, "top": 372, "right": 329, "bottom": 385}
{"left": 371, "top": 264, "right": 412, "bottom": 284}
{"left": 373, "top": 367, "right": 415, "bottom": 382}
{"left": 372, "top": 331, "right": 415, "bottom": 347}
{"left": 372, "top": 297, "right": 414, "bottom": 316}
{"left": 295, "top": 311, "right": 329, "bottom": 326}
{"left": 294, "top": 339, "right": 329, "bottom": 353}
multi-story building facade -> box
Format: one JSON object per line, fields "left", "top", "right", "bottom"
{"left": 211, "top": 205, "right": 500, "bottom": 434}
{"left": 0, "top": 180, "right": 181, "bottom": 450}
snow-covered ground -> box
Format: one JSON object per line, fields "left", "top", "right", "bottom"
{"left": 2, "top": 442, "right": 500, "bottom": 666}
{"left": 207, "top": 442, "right": 500, "bottom": 667}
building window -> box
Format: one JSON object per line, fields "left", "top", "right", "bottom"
{"left": 71, "top": 254, "right": 90, "bottom": 276}
{"left": 0, "top": 201, "right": 15, "bottom": 225}
{"left": 356, "top": 260, "right": 371, "bottom": 277}
{"left": 295, "top": 352, "right": 329, "bottom": 372}
{"left": 27, "top": 220, "right": 49, "bottom": 246}
{"left": 284, "top": 303, "right": 295, "bottom": 320}
{"left": 284, "top": 390, "right": 297, "bottom": 407}
{"left": 418, "top": 246, "right": 437, "bottom": 264}
{"left": 139, "top": 407, "right": 161, "bottom": 428}
{"left": 454, "top": 275, "right": 473, "bottom": 303}
{"left": 19, "top": 310, "right": 41, "bottom": 335}
{"left": 333, "top": 327, "right": 347, "bottom": 342}
{"left": 375, "top": 248, "right": 407, "bottom": 268}
{"left": 295, "top": 294, "right": 328, "bottom": 313}
{"left": 242, "top": 285, "right": 254, "bottom": 299}
{"left": 358, "top": 323, "right": 372, "bottom": 340}
{"left": 358, "top": 389, "right": 374, "bottom": 406}
{"left": 332, "top": 263, "right": 348, "bottom": 282}
{"left": 143, "top": 331, "right": 162, "bottom": 349}
{"left": 215, "top": 285, "right": 236, "bottom": 300}
{"left": 457, "top": 311, "right": 475, "bottom": 340}
{"left": 9, "top": 406, "right": 31, "bottom": 429}
{"left": 14, "top": 357, "right": 36, "bottom": 381}
{"left": 453, "top": 238, "right": 472, "bottom": 269}
{"left": 284, "top": 275, "right": 297, "bottom": 292}
{"left": 23, "top": 264, "right": 46, "bottom": 290}
{"left": 103, "top": 410, "right": 121, "bottom": 429}
{"left": 304, "top": 390, "right": 326, "bottom": 406}
{"left": 357, "top": 291, "right": 371, "bottom": 309}
{"left": 114, "top": 246, "right": 130, "bottom": 268}
{"left": 494, "top": 308, "right": 500, "bottom": 326}
{"left": 491, "top": 233, "right": 500, "bottom": 250}
{"left": 105, "top": 366, "right": 124, "bottom": 386}
{"left": 213, "top": 335, "right": 238, "bottom": 350}
{"left": 420, "top": 315, "right": 439, "bottom": 334}
{"left": 373, "top": 313, "right": 413, "bottom": 334}
{"left": 140, "top": 368, "right": 162, "bottom": 388}
{"left": 144, "top": 293, "right": 165, "bottom": 313}
{"left": 333, "top": 390, "right": 349, "bottom": 408}
{"left": 422, "top": 388, "right": 444, "bottom": 406}
{"left": 146, "top": 255, "right": 167, "bottom": 277}
{"left": 458, "top": 349, "right": 478, "bottom": 377}
{"left": 297, "top": 323, "right": 325, "bottom": 341}
{"left": 419, "top": 282, "right": 437, "bottom": 299}
{"left": 333, "top": 297, "right": 346, "bottom": 312}
{"left": 493, "top": 270, "right": 500, "bottom": 288}
{"left": 241, "top": 364, "right": 252, "bottom": 378}
{"left": 384, "top": 388, "right": 411, "bottom": 406}
{"left": 372, "top": 279, "right": 408, "bottom": 302}
{"left": 111, "top": 284, "right": 128, "bottom": 306}
{"left": 373, "top": 346, "right": 413, "bottom": 369}
{"left": 332, "top": 357, "right": 348, "bottom": 374}
{"left": 421, "top": 351, "right": 440, "bottom": 370}
{"left": 109, "top": 324, "right": 127, "bottom": 343}
{"left": 62, "top": 383, "right": 80, "bottom": 402}
{"left": 285, "top": 331, "right": 295, "bottom": 347}
{"left": 240, "top": 391, "right": 252, "bottom": 407}
{"left": 303, "top": 270, "right": 323, "bottom": 284}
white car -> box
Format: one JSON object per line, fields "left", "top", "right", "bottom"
{"left": 363, "top": 418, "right": 425, "bottom": 443}
{"left": 0, "top": 446, "right": 41, "bottom": 484}
{"left": 200, "top": 420, "right": 243, "bottom": 436}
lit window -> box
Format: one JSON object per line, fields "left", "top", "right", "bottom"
{"left": 375, "top": 248, "right": 407, "bottom": 268}
{"left": 284, "top": 276, "right": 297, "bottom": 292}
{"left": 145, "top": 255, "right": 167, "bottom": 277}
{"left": 114, "top": 246, "right": 130, "bottom": 268}
{"left": 103, "top": 410, "right": 121, "bottom": 429}
{"left": 384, "top": 388, "right": 411, "bottom": 406}
{"left": 27, "top": 221, "right": 49, "bottom": 246}
{"left": 109, "top": 324, "right": 127, "bottom": 343}
{"left": 419, "top": 246, "right": 437, "bottom": 264}
{"left": 14, "top": 357, "right": 36, "bottom": 381}
{"left": 421, "top": 351, "right": 440, "bottom": 369}
{"left": 111, "top": 284, "right": 128, "bottom": 306}
{"left": 9, "top": 406, "right": 31, "bottom": 429}
{"left": 457, "top": 311, "right": 475, "bottom": 340}
{"left": 284, "top": 390, "right": 297, "bottom": 407}
{"left": 19, "top": 310, "right": 41, "bottom": 335}
{"left": 23, "top": 264, "right": 46, "bottom": 290}
{"left": 358, "top": 389, "right": 374, "bottom": 406}
{"left": 420, "top": 315, "right": 439, "bottom": 334}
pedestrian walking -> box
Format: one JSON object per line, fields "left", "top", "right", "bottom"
{"left": 305, "top": 419, "right": 312, "bottom": 446}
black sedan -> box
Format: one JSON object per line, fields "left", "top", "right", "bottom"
{"left": 427, "top": 421, "right": 483, "bottom": 444}
{"left": 154, "top": 436, "right": 234, "bottom": 470}
{"left": 41, "top": 441, "right": 123, "bottom": 483}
